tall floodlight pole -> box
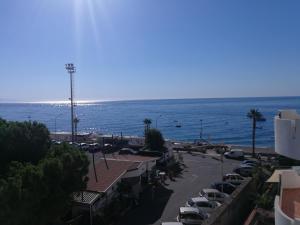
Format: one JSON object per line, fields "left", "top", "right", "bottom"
{"left": 65, "top": 63, "right": 76, "bottom": 143}
{"left": 200, "top": 119, "right": 203, "bottom": 140}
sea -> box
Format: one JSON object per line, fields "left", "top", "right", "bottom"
{"left": 0, "top": 96, "right": 300, "bottom": 148}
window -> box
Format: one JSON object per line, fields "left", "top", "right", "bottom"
{"left": 197, "top": 202, "right": 210, "bottom": 207}
{"left": 188, "top": 200, "right": 194, "bottom": 206}
{"left": 208, "top": 193, "right": 214, "bottom": 198}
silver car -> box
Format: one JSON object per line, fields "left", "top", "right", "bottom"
{"left": 199, "top": 189, "right": 230, "bottom": 203}
{"left": 186, "top": 197, "right": 221, "bottom": 213}
{"left": 177, "top": 207, "right": 209, "bottom": 225}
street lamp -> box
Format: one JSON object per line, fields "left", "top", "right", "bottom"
{"left": 156, "top": 115, "right": 162, "bottom": 128}
{"left": 200, "top": 119, "right": 203, "bottom": 140}
{"left": 65, "top": 63, "right": 76, "bottom": 143}
{"left": 74, "top": 116, "right": 80, "bottom": 142}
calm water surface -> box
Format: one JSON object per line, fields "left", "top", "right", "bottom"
{"left": 1, "top": 97, "right": 300, "bottom": 147}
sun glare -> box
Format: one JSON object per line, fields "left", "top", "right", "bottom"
{"left": 73, "top": 0, "right": 112, "bottom": 54}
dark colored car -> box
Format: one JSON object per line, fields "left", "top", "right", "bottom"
{"left": 223, "top": 173, "right": 244, "bottom": 185}
{"left": 233, "top": 165, "right": 255, "bottom": 177}
{"left": 119, "top": 148, "right": 138, "bottom": 155}
{"left": 211, "top": 182, "right": 236, "bottom": 194}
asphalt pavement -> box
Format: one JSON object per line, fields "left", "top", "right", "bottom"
{"left": 118, "top": 152, "right": 241, "bottom": 225}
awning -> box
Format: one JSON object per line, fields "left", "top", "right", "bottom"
{"left": 266, "top": 169, "right": 291, "bottom": 183}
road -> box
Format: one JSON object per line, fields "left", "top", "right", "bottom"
{"left": 118, "top": 152, "right": 241, "bottom": 225}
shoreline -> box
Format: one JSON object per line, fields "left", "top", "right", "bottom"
{"left": 51, "top": 132, "right": 275, "bottom": 155}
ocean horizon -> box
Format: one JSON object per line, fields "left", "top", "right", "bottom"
{"left": 1, "top": 96, "right": 300, "bottom": 148}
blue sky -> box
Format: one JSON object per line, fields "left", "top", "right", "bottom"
{"left": 0, "top": 0, "right": 300, "bottom": 102}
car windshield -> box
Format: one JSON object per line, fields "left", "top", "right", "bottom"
{"left": 197, "top": 202, "right": 211, "bottom": 208}
{"left": 181, "top": 213, "right": 204, "bottom": 220}
{"left": 188, "top": 200, "right": 194, "bottom": 206}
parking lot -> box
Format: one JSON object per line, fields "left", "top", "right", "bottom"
{"left": 118, "top": 152, "right": 241, "bottom": 225}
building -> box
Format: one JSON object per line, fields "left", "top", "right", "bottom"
{"left": 73, "top": 155, "right": 158, "bottom": 215}
{"left": 273, "top": 110, "right": 300, "bottom": 225}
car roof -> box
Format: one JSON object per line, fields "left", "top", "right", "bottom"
{"left": 162, "top": 223, "right": 183, "bottom": 225}
{"left": 243, "top": 160, "right": 257, "bottom": 163}
{"left": 202, "top": 188, "right": 220, "bottom": 193}
{"left": 225, "top": 173, "right": 240, "bottom": 176}
{"left": 179, "top": 207, "right": 200, "bottom": 214}
{"left": 239, "top": 164, "right": 253, "bottom": 168}
{"left": 214, "top": 181, "right": 232, "bottom": 185}
{"left": 191, "top": 197, "right": 208, "bottom": 202}
{"left": 231, "top": 149, "right": 243, "bottom": 152}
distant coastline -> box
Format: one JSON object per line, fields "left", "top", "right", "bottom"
{"left": 1, "top": 96, "right": 300, "bottom": 148}
{"left": 1, "top": 95, "right": 300, "bottom": 105}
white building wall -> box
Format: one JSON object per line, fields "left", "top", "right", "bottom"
{"left": 275, "top": 110, "right": 300, "bottom": 160}
{"left": 275, "top": 196, "right": 295, "bottom": 225}
{"left": 275, "top": 170, "right": 300, "bottom": 225}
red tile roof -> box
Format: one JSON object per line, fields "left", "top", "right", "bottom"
{"left": 86, "top": 159, "right": 134, "bottom": 193}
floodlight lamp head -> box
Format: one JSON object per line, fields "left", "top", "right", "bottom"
{"left": 65, "top": 63, "right": 76, "bottom": 73}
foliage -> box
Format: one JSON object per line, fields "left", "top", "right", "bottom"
{"left": 255, "top": 192, "right": 274, "bottom": 210}
{"left": 0, "top": 119, "right": 50, "bottom": 174}
{"left": 145, "top": 128, "right": 165, "bottom": 151}
{"left": 0, "top": 144, "right": 89, "bottom": 225}
{"left": 247, "top": 109, "right": 266, "bottom": 157}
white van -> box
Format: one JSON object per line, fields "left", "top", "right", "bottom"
{"left": 224, "top": 149, "right": 244, "bottom": 160}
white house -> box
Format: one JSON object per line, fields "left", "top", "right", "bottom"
{"left": 273, "top": 110, "right": 300, "bottom": 225}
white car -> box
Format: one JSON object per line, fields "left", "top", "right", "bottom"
{"left": 224, "top": 149, "right": 244, "bottom": 160}
{"left": 177, "top": 207, "right": 209, "bottom": 225}
{"left": 199, "top": 189, "right": 230, "bottom": 203}
{"left": 186, "top": 197, "right": 221, "bottom": 213}
{"left": 161, "top": 223, "right": 183, "bottom": 225}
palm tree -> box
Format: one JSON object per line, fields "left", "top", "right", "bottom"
{"left": 143, "top": 118, "right": 152, "bottom": 136}
{"left": 247, "top": 109, "right": 266, "bottom": 157}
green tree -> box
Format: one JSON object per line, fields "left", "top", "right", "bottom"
{"left": 0, "top": 144, "right": 89, "bottom": 225}
{"left": 0, "top": 119, "right": 50, "bottom": 174}
{"left": 145, "top": 128, "right": 165, "bottom": 151}
{"left": 143, "top": 118, "right": 152, "bottom": 136}
{"left": 247, "top": 109, "right": 266, "bottom": 157}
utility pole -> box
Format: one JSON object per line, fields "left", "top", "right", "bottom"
{"left": 74, "top": 116, "right": 79, "bottom": 142}
{"left": 65, "top": 63, "right": 76, "bottom": 143}
{"left": 200, "top": 119, "right": 203, "bottom": 140}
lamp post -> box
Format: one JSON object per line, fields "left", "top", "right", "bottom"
{"left": 200, "top": 119, "right": 203, "bottom": 140}
{"left": 156, "top": 115, "right": 162, "bottom": 128}
{"left": 74, "top": 116, "right": 80, "bottom": 142}
{"left": 54, "top": 113, "right": 63, "bottom": 139}
{"left": 65, "top": 63, "right": 76, "bottom": 143}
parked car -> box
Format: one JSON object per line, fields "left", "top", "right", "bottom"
{"left": 199, "top": 189, "right": 230, "bottom": 203}
{"left": 224, "top": 149, "right": 244, "bottom": 160}
{"left": 52, "top": 140, "right": 61, "bottom": 145}
{"left": 242, "top": 160, "right": 258, "bottom": 165}
{"left": 186, "top": 197, "right": 221, "bottom": 213}
{"left": 89, "top": 143, "right": 100, "bottom": 152}
{"left": 241, "top": 160, "right": 259, "bottom": 167}
{"left": 210, "top": 182, "right": 236, "bottom": 194}
{"left": 177, "top": 207, "right": 209, "bottom": 225}
{"left": 161, "top": 223, "right": 183, "bottom": 225}
{"left": 233, "top": 165, "right": 255, "bottom": 177}
{"left": 119, "top": 148, "right": 138, "bottom": 155}
{"left": 79, "top": 142, "right": 89, "bottom": 151}
{"left": 223, "top": 173, "right": 244, "bottom": 185}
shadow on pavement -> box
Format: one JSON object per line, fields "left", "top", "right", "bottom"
{"left": 118, "top": 183, "right": 174, "bottom": 225}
